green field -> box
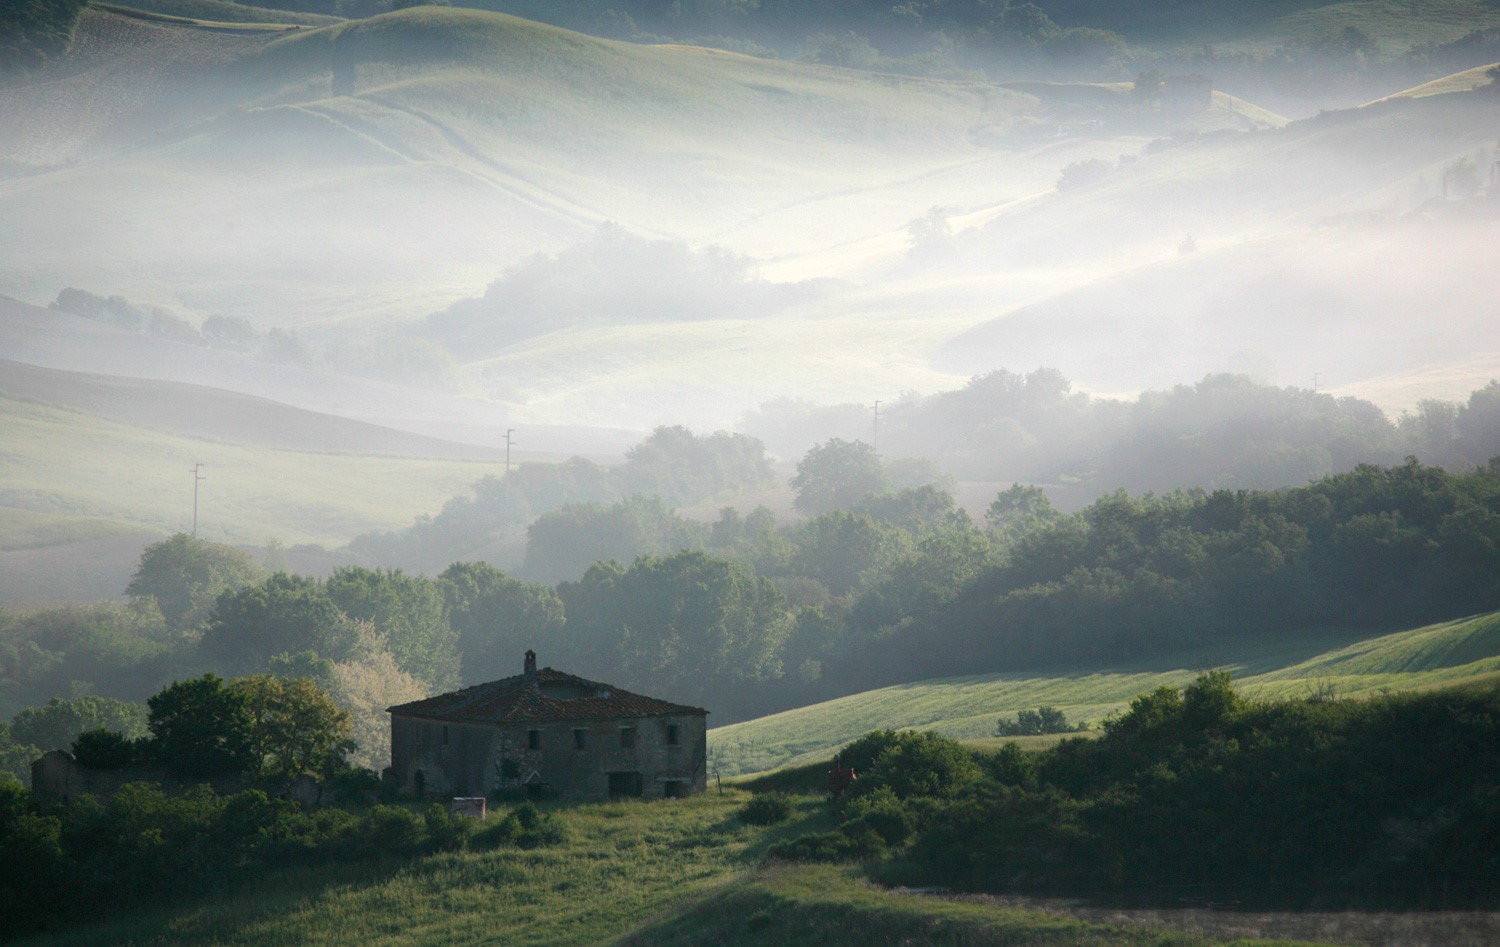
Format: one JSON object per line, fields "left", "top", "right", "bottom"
{"left": 11, "top": 791, "right": 1328, "bottom": 947}
{"left": 0, "top": 394, "right": 491, "bottom": 550}
{"left": 709, "top": 611, "right": 1500, "bottom": 775}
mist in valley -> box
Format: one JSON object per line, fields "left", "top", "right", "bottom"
{"left": 5, "top": 5, "right": 1500, "bottom": 937}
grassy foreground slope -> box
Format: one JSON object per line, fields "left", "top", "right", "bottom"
{"left": 11, "top": 791, "right": 1320, "bottom": 947}
{"left": 710, "top": 610, "right": 1500, "bottom": 775}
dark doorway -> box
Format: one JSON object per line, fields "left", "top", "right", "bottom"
{"left": 663, "top": 780, "right": 685, "bottom": 798}
{"left": 607, "top": 771, "right": 643, "bottom": 799}
{"left": 413, "top": 769, "right": 426, "bottom": 798}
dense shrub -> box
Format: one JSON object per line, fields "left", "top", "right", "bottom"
{"left": 903, "top": 677, "right": 1500, "bottom": 908}
{"left": 738, "top": 791, "right": 793, "bottom": 826}
{"left": 477, "top": 802, "right": 567, "bottom": 849}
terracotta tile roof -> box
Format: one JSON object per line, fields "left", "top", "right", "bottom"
{"left": 388, "top": 668, "right": 708, "bottom": 724}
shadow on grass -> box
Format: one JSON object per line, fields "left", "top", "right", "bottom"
{"left": 14, "top": 851, "right": 421, "bottom": 947}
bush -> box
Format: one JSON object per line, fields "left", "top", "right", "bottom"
{"left": 857, "top": 732, "right": 982, "bottom": 800}
{"left": 423, "top": 803, "right": 475, "bottom": 852}
{"left": 838, "top": 787, "right": 913, "bottom": 848}
{"left": 996, "top": 706, "right": 1085, "bottom": 736}
{"left": 1056, "top": 158, "right": 1112, "bottom": 191}
{"left": 478, "top": 802, "right": 567, "bottom": 849}
{"left": 738, "top": 791, "right": 793, "bottom": 826}
{"left": 341, "top": 805, "right": 423, "bottom": 857}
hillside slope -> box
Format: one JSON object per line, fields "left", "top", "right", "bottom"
{"left": 708, "top": 610, "right": 1500, "bottom": 775}
{"left": 0, "top": 6, "right": 1050, "bottom": 322}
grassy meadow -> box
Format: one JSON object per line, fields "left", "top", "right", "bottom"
{"left": 709, "top": 610, "right": 1500, "bottom": 775}
{"left": 11, "top": 790, "right": 1337, "bottom": 947}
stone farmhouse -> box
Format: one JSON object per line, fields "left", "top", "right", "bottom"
{"left": 387, "top": 651, "right": 708, "bottom": 800}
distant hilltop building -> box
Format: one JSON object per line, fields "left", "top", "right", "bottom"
{"left": 387, "top": 650, "right": 708, "bottom": 800}
{"left": 1164, "top": 74, "right": 1214, "bottom": 111}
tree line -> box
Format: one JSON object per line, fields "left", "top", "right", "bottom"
{"left": 744, "top": 370, "right": 1500, "bottom": 495}
{"left": 6, "top": 447, "right": 1499, "bottom": 778}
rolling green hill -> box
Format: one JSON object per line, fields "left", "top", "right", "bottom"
{"left": 708, "top": 610, "right": 1500, "bottom": 775}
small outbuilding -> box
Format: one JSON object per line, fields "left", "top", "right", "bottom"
{"left": 387, "top": 651, "right": 708, "bottom": 800}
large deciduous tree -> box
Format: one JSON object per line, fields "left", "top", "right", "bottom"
{"left": 325, "top": 567, "right": 458, "bottom": 690}
{"left": 146, "top": 674, "right": 255, "bottom": 780}
{"left": 559, "top": 550, "right": 790, "bottom": 712}
{"left": 439, "top": 562, "right": 565, "bottom": 684}
{"left": 791, "top": 439, "right": 890, "bottom": 516}
{"left": 126, "top": 534, "right": 263, "bottom": 632}
{"left": 229, "top": 675, "right": 353, "bottom": 779}
{"left": 201, "top": 574, "right": 358, "bottom": 674}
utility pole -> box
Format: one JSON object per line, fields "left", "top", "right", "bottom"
{"left": 1312, "top": 372, "right": 1320, "bottom": 393}
{"left": 190, "top": 462, "right": 206, "bottom": 536}
{"left": 505, "top": 429, "right": 516, "bottom": 474}
{"left": 871, "top": 400, "right": 881, "bottom": 453}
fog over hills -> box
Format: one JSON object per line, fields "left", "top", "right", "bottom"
{"left": 1, "top": 1, "right": 1497, "bottom": 567}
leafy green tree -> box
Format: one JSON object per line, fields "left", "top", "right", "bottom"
{"left": 325, "top": 567, "right": 457, "bottom": 690}
{"left": 201, "top": 574, "right": 358, "bottom": 674}
{"left": 618, "top": 426, "right": 775, "bottom": 501}
{"left": 439, "top": 562, "right": 565, "bottom": 684}
{"left": 228, "top": 676, "right": 353, "bottom": 779}
{"left": 70, "top": 729, "right": 148, "bottom": 769}
{"left": 147, "top": 674, "right": 256, "bottom": 780}
{"left": 0, "top": 723, "right": 39, "bottom": 785}
{"left": 792, "top": 510, "right": 912, "bottom": 595}
{"left": 559, "top": 551, "right": 790, "bottom": 711}
{"left": 791, "top": 439, "right": 890, "bottom": 516}
{"left": 522, "top": 495, "right": 707, "bottom": 584}
{"left": 855, "top": 485, "right": 966, "bottom": 533}
{"left": 986, "top": 483, "right": 1062, "bottom": 540}
{"left": 842, "top": 730, "right": 982, "bottom": 800}
{"left": 10, "top": 696, "right": 148, "bottom": 753}
{"left": 126, "top": 534, "right": 264, "bottom": 632}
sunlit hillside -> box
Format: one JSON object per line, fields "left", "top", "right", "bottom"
{"left": 709, "top": 610, "right": 1500, "bottom": 775}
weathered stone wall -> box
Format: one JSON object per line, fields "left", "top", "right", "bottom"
{"left": 389, "top": 715, "right": 498, "bottom": 797}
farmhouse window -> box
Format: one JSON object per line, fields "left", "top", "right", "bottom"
{"left": 620, "top": 727, "right": 636, "bottom": 748}
{"left": 528, "top": 729, "right": 541, "bottom": 750}
{"left": 666, "top": 724, "right": 680, "bottom": 746}
{"left": 442, "top": 725, "right": 449, "bottom": 746}
{"left": 573, "top": 728, "right": 587, "bottom": 749}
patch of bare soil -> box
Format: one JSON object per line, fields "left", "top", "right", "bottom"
{"left": 947, "top": 892, "right": 1500, "bottom": 947}
{"left": 0, "top": 531, "right": 160, "bottom": 605}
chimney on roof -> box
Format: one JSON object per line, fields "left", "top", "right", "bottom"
{"left": 524, "top": 649, "right": 537, "bottom": 679}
